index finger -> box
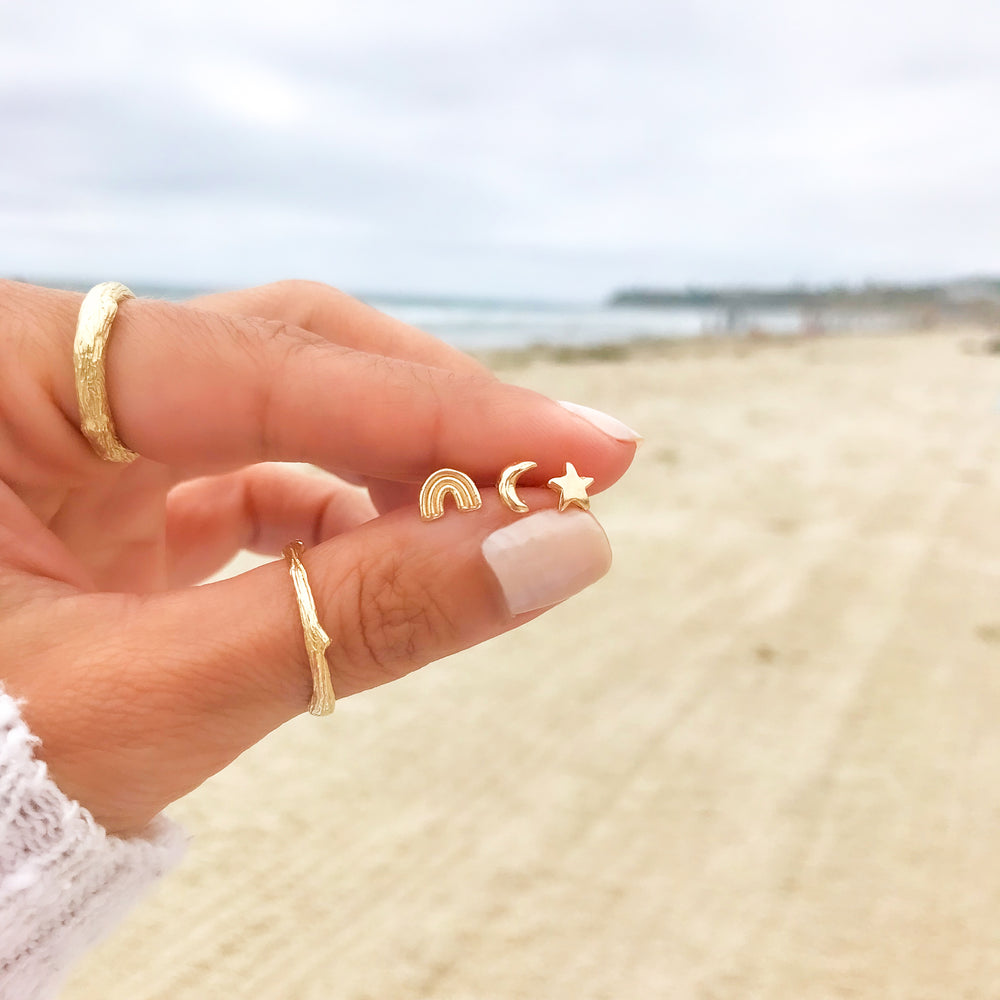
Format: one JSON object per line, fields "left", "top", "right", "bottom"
{"left": 186, "top": 280, "right": 491, "bottom": 379}
{"left": 21, "top": 283, "right": 640, "bottom": 488}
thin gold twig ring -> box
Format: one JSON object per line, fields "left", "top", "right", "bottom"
{"left": 73, "top": 281, "right": 139, "bottom": 463}
{"left": 282, "top": 540, "right": 336, "bottom": 716}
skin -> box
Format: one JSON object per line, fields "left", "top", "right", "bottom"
{"left": 0, "top": 279, "right": 637, "bottom": 836}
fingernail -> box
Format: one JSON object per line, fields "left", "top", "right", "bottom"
{"left": 482, "top": 509, "right": 613, "bottom": 615}
{"left": 559, "top": 400, "right": 643, "bottom": 444}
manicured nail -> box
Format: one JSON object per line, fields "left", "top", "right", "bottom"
{"left": 482, "top": 509, "right": 612, "bottom": 615}
{"left": 558, "top": 400, "right": 643, "bottom": 444}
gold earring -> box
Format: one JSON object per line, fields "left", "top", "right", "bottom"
{"left": 419, "top": 469, "right": 483, "bottom": 520}
{"left": 547, "top": 462, "right": 594, "bottom": 512}
{"left": 497, "top": 461, "right": 536, "bottom": 513}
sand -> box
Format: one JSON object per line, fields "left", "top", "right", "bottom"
{"left": 63, "top": 329, "right": 1000, "bottom": 999}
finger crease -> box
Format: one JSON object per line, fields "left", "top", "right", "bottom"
{"left": 242, "top": 475, "right": 264, "bottom": 552}
{"left": 311, "top": 491, "right": 329, "bottom": 547}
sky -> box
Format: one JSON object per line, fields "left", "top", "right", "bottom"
{"left": 2, "top": 0, "right": 999, "bottom": 301}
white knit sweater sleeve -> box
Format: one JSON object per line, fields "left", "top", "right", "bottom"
{"left": 0, "top": 690, "right": 187, "bottom": 1000}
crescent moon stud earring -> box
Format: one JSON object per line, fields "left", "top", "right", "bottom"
{"left": 497, "top": 461, "right": 537, "bottom": 513}
{"left": 419, "top": 469, "right": 483, "bottom": 520}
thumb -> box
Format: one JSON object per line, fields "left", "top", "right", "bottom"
{"left": 19, "top": 491, "right": 611, "bottom": 834}
{"left": 212, "top": 489, "right": 611, "bottom": 705}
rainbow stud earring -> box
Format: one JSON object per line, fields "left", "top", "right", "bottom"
{"left": 418, "top": 469, "right": 483, "bottom": 520}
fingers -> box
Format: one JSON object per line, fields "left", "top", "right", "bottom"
{"left": 187, "top": 280, "right": 489, "bottom": 378}
{"left": 11, "top": 492, "right": 611, "bottom": 833}
{"left": 364, "top": 478, "right": 420, "bottom": 514}
{"left": 20, "top": 282, "right": 638, "bottom": 490}
{"left": 166, "top": 463, "right": 377, "bottom": 587}
{"left": 187, "top": 488, "right": 611, "bottom": 708}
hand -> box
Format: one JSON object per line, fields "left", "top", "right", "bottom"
{"left": 0, "top": 280, "right": 637, "bottom": 836}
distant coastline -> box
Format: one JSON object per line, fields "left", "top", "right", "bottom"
{"left": 609, "top": 277, "right": 1000, "bottom": 312}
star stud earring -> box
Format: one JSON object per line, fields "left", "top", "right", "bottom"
{"left": 547, "top": 462, "right": 594, "bottom": 512}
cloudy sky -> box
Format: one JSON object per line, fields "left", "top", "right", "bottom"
{"left": 2, "top": 0, "right": 999, "bottom": 301}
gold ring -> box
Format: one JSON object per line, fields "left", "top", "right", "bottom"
{"left": 282, "top": 540, "right": 336, "bottom": 716}
{"left": 73, "top": 281, "right": 139, "bottom": 463}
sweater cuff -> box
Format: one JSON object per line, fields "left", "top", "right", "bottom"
{"left": 0, "top": 690, "right": 187, "bottom": 1000}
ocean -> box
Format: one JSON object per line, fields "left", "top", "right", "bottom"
{"left": 362, "top": 297, "right": 811, "bottom": 351}
{"left": 370, "top": 300, "right": 912, "bottom": 352}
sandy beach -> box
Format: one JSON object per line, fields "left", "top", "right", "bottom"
{"left": 63, "top": 328, "right": 1000, "bottom": 999}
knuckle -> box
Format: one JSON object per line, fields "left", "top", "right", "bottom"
{"left": 205, "top": 310, "right": 267, "bottom": 369}
{"left": 254, "top": 316, "right": 302, "bottom": 350}
{"left": 343, "top": 552, "right": 452, "bottom": 681}
{"left": 269, "top": 278, "right": 339, "bottom": 301}
{"left": 251, "top": 318, "right": 321, "bottom": 459}
{"left": 265, "top": 279, "right": 346, "bottom": 330}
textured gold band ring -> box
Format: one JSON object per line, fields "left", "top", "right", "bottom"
{"left": 283, "top": 540, "right": 337, "bottom": 717}
{"left": 73, "top": 282, "right": 139, "bottom": 463}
